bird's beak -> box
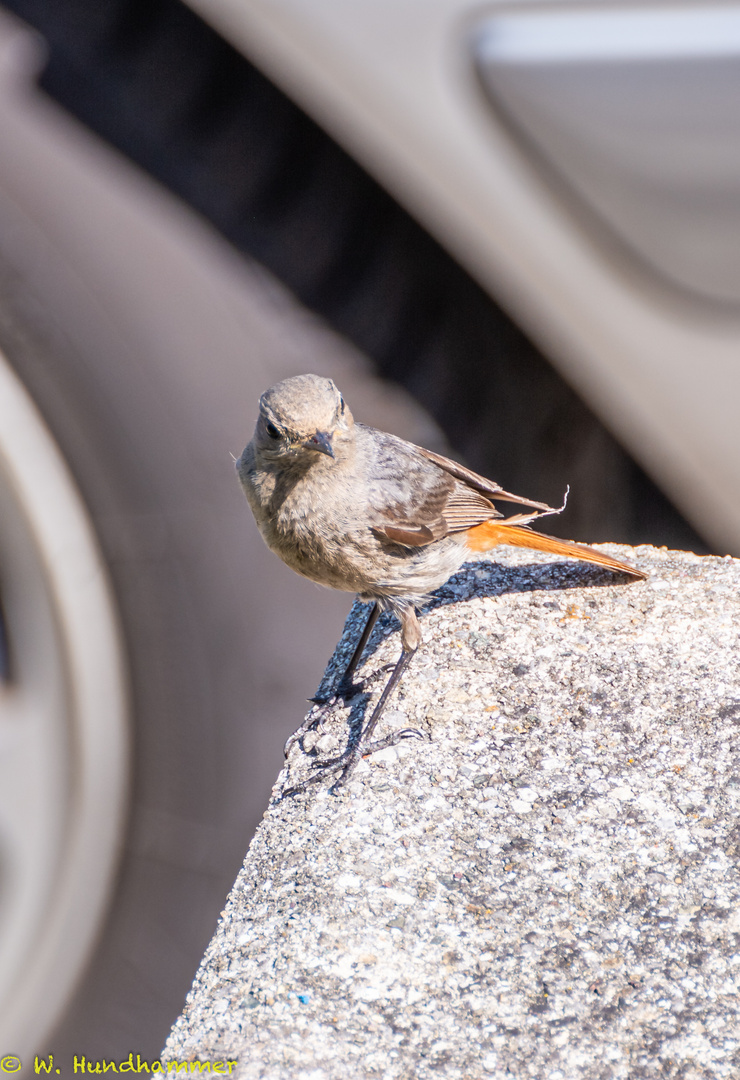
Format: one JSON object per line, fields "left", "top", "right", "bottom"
{"left": 303, "top": 431, "right": 334, "bottom": 458}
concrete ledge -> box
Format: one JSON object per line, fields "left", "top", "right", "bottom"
{"left": 165, "top": 546, "right": 740, "bottom": 1079}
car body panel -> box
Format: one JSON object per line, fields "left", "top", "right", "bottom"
{"left": 183, "top": 0, "right": 740, "bottom": 553}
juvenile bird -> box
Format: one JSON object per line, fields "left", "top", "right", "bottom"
{"left": 237, "top": 374, "right": 645, "bottom": 792}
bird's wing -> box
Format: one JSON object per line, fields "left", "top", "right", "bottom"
{"left": 361, "top": 426, "right": 557, "bottom": 548}
{"left": 371, "top": 471, "right": 457, "bottom": 547}
{"left": 378, "top": 482, "right": 502, "bottom": 546}
{"left": 414, "top": 444, "right": 557, "bottom": 512}
{"left": 362, "top": 429, "right": 502, "bottom": 547}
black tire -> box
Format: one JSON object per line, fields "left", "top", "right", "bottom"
{"left": 0, "top": 167, "right": 355, "bottom": 1059}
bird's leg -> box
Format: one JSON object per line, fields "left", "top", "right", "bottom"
{"left": 334, "top": 600, "right": 381, "bottom": 699}
{"left": 284, "top": 602, "right": 380, "bottom": 758}
{"left": 281, "top": 606, "right": 425, "bottom": 797}
{"left": 308, "top": 601, "right": 380, "bottom": 706}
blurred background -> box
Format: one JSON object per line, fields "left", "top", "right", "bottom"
{"left": 0, "top": 0, "right": 738, "bottom": 1070}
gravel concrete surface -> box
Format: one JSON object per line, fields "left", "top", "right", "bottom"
{"left": 165, "top": 545, "right": 740, "bottom": 1079}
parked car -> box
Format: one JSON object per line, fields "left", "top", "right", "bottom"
{"left": 0, "top": 0, "right": 732, "bottom": 1065}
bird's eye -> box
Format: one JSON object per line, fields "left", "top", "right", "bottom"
{"left": 265, "top": 422, "right": 281, "bottom": 439}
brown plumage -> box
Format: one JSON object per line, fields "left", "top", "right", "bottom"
{"left": 237, "top": 374, "right": 645, "bottom": 794}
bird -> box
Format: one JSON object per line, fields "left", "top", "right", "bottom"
{"left": 236, "top": 374, "right": 646, "bottom": 793}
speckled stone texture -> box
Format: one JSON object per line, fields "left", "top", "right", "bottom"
{"left": 164, "top": 546, "right": 740, "bottom": 1079}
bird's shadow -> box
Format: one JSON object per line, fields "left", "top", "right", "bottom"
{"left": 308, "top": 558, "right": 641, "bottom": 752}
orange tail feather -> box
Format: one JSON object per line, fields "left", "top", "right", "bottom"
{"left": 465, "top": 521, "right": 646, "bottom": 580}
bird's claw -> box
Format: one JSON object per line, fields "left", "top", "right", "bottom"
{"left": 283, "top": 709, "right": 326, "bottom": 758}
{"left": 397, "top": 726, "right": 425, "bottom": 741}
{"left": 361, "top": 727, "right": 426, "bottom": 753}
{"left": 309, "top": 679, "right": 365, "bottom": 707}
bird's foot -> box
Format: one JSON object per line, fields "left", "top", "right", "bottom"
{"left": 360, "top": 728, "right": 425, "bottom": 756}
{"left": 283, "top": 706, "right": 326, "bottom": 759}
{"left": 308, "top": 678, "right": 365, "bottom": 708}
{"left": 280, "top": 727, "right": 425, "bottom": 799}
{"left": 284, "top": 680, "right": 366, "bottom": 759}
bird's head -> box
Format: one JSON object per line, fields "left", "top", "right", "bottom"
{"left": 253, "top": 374, "right": 354, "bottom": 463}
